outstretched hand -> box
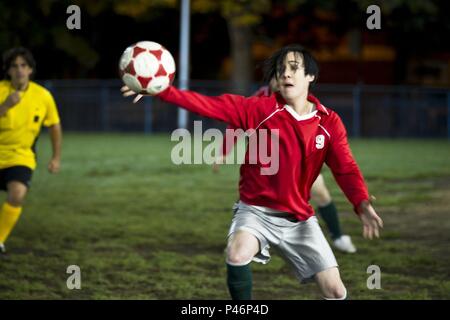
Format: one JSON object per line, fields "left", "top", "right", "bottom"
{"left": 121, "top": 85, "right": 144, "bottom": 103}
{"left": 357, "top": 201, "right": 383, "bottom": 239}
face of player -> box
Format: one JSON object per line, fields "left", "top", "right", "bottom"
{"left": 8, "top": 56, "right": 33, "bottom": 90}
{"left": 276, "top": 51, "right": 315, "bottom": 103}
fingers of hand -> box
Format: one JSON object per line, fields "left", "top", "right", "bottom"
{"left": 133, "top": 94, "right": 143, "bottom": 103}
{"left": 123, "top": 90, "right": 135, "bottom": 97}
{"left": 7, "top": 93, "right": 20, "bottom": 106}
{"left": 369, "top": 211, "right": 383, "bottom": 231}
{"left": 363, "top": 219, "right": 381, "bottom": 240}
{"left": 376, "top": 215, "right": 384, "bottom": 229}
{"left": 121, "top": 85, "right": 143, "bottom": 102}
{"left": 48, "top": 160, "right": 60, "bottom": 173}
{"left": 363, "top": 224, "right": 370, "bottom": 239}
{"left": 373, "top": 225, "right": 379, "bottom": 238}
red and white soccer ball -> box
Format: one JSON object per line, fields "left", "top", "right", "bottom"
{"left": 119, "top": 41, "right": 176, "bottom": 95}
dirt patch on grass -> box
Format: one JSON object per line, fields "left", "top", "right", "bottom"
{"left": 365, "top": 178, "right": 450, "bottom": 296}
{"left": 383, "top": 184, "right": 450, "bottom": 243}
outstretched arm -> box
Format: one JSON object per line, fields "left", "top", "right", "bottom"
{"left": 122, "top": 85, "right": 260, "bottom": 130}
{"left": 326, "top": 115, "right": 383, "bottom": 239}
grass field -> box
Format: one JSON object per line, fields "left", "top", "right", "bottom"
{"left": 0, "top": 133, "right": 449, "bottom": 299}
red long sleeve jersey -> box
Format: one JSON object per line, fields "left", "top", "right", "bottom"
{"left": 219, "top": 85, "right": 272, "bottom": 157}
{"left": 159, "top": 86, "right": 369, "bottom": 221}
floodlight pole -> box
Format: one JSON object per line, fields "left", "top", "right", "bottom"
{"left": 178, "top": 0, "right": 190, "bottom": 129}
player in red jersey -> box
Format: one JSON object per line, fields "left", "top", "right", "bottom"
{"left": 213, "top": 79, "right": 357, "bottom": 253}
{"left": 122, "top": 44, "right": 382, "bottom": 300}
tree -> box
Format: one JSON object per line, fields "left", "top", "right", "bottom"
{"left": 192, "top": 0, "right": 271, "bottom": 94}
{"left": 109, "top": 0, "right": 271, "bottom": 94}
{"left": 81, "top": 0, "right": 450, "bottom": 86}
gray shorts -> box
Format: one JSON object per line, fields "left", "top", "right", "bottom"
{"left": 227, "top": 201, "right": 338, "bottom": 283}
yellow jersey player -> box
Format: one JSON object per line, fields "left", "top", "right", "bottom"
{"left": 0, "top": 47, "right": 62, "bottom": 254}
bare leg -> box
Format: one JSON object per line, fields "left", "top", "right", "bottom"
{"left": 315, "top": 267, "right": 347, "bottom": 300}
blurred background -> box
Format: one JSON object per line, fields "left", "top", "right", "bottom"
{"left": 1, "top": 0, "right": 449, "bottom": 137}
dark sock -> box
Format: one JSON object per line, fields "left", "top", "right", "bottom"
{"left": 318, "top": 201, "right": 342, "bottom": 240}
{"left": 226, "top": 263, "right": 252, "bottom": 300}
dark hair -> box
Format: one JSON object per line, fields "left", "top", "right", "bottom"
{"left": 263, "top": 44, "right": 319, "bottom": 86}
{"left": 2, "top": 47, "right": 36, "bottom": 79}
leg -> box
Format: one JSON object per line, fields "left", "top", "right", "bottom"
{"left": 226, "top": 230, "right": 260, "bottom": 265}
{"left": 6, "top": 180, "right": 28, "bottom": 207}
{"left": 226, "top": 230, "right": 260, "bottom": 300}
{"left": 311, "top": 174, "right": 343, "bottom": 240}
{"left": 315, "top": 267, "right": 347, "bottom": 300}
{"left": 311, "top": 174, "right": 333, "bottom": 208}
{"left": 311, "top": 175, "right": 356, "bottom": 253}
{"left": 275, "top": 215, "right": 344, "bottom": 298}
{"left": 0, "top": 181, "right": 27, "bottom": 247}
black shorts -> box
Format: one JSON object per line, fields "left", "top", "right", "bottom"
{"left": 0, "top": 166, "right": 33, "bottom": 191}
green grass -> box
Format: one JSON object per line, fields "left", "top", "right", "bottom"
{"left": 0, "top": 134, "right": 449, "bottom": 299}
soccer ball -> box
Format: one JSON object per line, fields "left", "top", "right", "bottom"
{"left": 119, "top": 41, "right": 176, "bottom": 95}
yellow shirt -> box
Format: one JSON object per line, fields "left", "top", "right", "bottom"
{"left": 0, "top": 80, "right": 60, "bottom": 170}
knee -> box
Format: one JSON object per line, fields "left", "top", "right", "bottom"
{"left": 226, "top": 231, "right": 259, "bottom": 266}
{"left": 314, "top": 190, "right": 332, "bottom": 207}
{"left": 7, "top": 188, "right": 27, "bottom": 207}
{"left": 226, "top": 247, "right": 253, "bottom": 266}
{"left": 323, "top": 285, "right": 347, "bottom": 300}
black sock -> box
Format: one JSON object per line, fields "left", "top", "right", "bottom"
{"left": 226, "top": 263, "right": 252, "bottom": 300}
{"left": 318, "top": 202, "right": 342, "bottom": 240}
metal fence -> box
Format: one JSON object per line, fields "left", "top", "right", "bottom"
{"left": 40, "top": 79, "right": 450, "bottom": 138}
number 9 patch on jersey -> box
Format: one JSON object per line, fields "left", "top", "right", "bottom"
{"left": 315, "top": 134, "right": 325, "bottom": 149}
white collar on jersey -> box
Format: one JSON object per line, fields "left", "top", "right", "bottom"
{"left": 284, "top": 104, "right": 318, "bottom": 121}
